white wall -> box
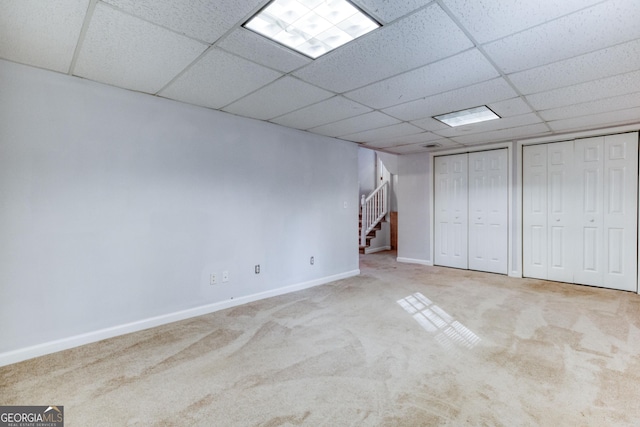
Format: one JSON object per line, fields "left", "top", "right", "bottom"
{"left": 397, "top": 152, "right": 431, "bottom": 264}
{"left": 378, "top": 152, "right": 399, "bottom": 212}
{"left": 358, "top": 147, "right": 376, "bottom": 197}
{"left": 377, "top": 152, "right": 398, "bottom": 175}
{"left": 0, "top": 60, "right": 359, "bottom": 362}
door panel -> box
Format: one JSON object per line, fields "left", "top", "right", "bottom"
{"left": 603, "top": 133, "right": 638, "bottom": 291}
{"left": 574, "top": 137, "right": 604, "bottom": 287}
{"left": 434, "top": 154, "right": 468, "bottom": 269}
{"left": 468, "top": 149, "right": 508, "bottom": 274}
{"left": 546, "top": 141, "right": 574, "bottom": 283}
{"left": 607, "top": 228, "right": 624, "bottom": 274}
{"left": 523, "top": 144, "right": 548, "bottom": 279}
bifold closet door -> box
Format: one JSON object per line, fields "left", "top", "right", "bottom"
{"left": 572, "top": 134, "right": 640, "bottom": 289}
{"left": 434, "top": 154, "right": 468, "bottom": 269}
{"left": 435, "top": 150, "right": 508, "bottom": 274}
{"left": 522, "top": 144, "right": 548, "bottom": 280}
{"left": 598, "top": 134, "right": 637, "bottom": 291}
{"left": 523, "top": 133, "right": 638, "bottom": 291}
{"left": 524, "top": 140, "right": 585, "bottom": 283}
{"left": 547, "top": 141, "right": 575, "bottom": 283}
{"left": 574, "top": 137, "right": 604, "bottom": 287}
{"left": 468, "top": 149, "right": 508, "bottom": 274}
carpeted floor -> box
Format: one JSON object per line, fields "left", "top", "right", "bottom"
{"left": 2, "top": 251, "right": 640, "bottom": 426}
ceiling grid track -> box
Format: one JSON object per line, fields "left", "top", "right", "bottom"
{"left": 67, "top": 0, "right": 99, "bottom": 76}
{"left": 434, "top": 0, "right": 552, "bottom": 133}
{"left": 3, "top": 0, "right": 639, "bottom": 154}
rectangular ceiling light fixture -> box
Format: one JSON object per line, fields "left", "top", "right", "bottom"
{"left": 244, "top": 0, "right": 380, "bottom": 59}
{"left": 433, "top": 105, "right": 500, "bottom": 127}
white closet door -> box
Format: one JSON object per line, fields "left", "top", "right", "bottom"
{"left": 603, "top": 133, "right": 638, "bottom": 291}
{"left": 523, "top": 132, "right": 638, "bottom": 291}
{"left": 523, "top": 144, "right": 548, "bottom": 279}
{"left": 547, "top": 141, "right": 575, "bottom": 283}
{"left": 468, "top": 149, "right": 508, "bottom": 274}
{"left": 434, "top": 154, "right": 468, "bottom": 269}
{"left": 574, "top": 137, "right": 605, "bottom": 286}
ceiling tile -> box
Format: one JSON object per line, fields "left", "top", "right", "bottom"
{"left": 270, "top": 96, "right": 372, "bottom": 130}
{"left": 0, "top": 0, "right": 89, "bottom": 73}
{"left": 159, "top": 49, "right": 282, "bottom": 110}
{"left": 102, "top": 0, "right": 258, "bottom": 43}
{"left": 218, "top": 29, "right": 311, "bottom": 73}
{"left": 451, "top": 123, "right": 550, "bottom": 145}
{"left": 5, "top": 0, "right": 640, "bottom": 148}
{"left": 483, "top": 0, "right": 640, "bottom": 74}
{"left": 548, "top": 107, "right": 640, "bottom": 133}
{"left": 540, "top": 92, "right": 640, "bottom": 122}
{"left": 410, "top": 117, "right": 450, "bottom": 132}
{"left": 384, "top": 144, "right": 429, "bottom": 154}
{"left": 345, "top": 49, "right": 499, "bottom": 109}
{"left": 434, "top": 113, "right": 543, "bottom": 138}
{"left": 293, "top": 3, "right": 473, "bottom": 93}
{"left": 487, "top": 97, "right": 533, "bottom": 118}
{"left": 354, "top": 0, "right": 434, "bottom": 23}
{"left": 222, "top": 76, "right": 333, "bottom": 121}
{"left": 442, "top": 0, "right": 602, "bottom": 44}
{"left": 508, "top": 38, "right": 640, "bottom": 95}
{"left": 362, "top": 131, "right": 443, "bottom": 148}
{"left": 342, "top": 123, "right": 424, "bottom": 143}
{"left": 383, "top": 77, "right": 517, "bottom": 121}
{"left": 390, "top": 139, "right": 463, "bottom": 154}
{"left": 74, "top": 4, "right": 208, "bottom": 94}
{"left": 526, "top": 69, "right": 640, "bottom": 111}
{"left": 308, "top": 112, "right": 400, "bottom": 137}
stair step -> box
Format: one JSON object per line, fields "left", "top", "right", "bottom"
{"left": 358, "top": 222, "right": 382, "bottom": 230}
{"left": 357, "top": 214, "right": 387, "bottom": 253}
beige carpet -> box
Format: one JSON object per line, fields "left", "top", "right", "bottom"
{"left": 2, "top": 251, "right": 640, "bottom": 426}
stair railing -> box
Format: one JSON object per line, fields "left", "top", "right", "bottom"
{"left": 360, "top": 181, "right": 389, "bottom": 247}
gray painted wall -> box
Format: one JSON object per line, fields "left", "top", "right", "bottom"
{"left": 0, "top": 59, "right": 359, "bottom": 356}
{"left": 397, "top": 152, "right": 430, "bottom": 262}
{"left": 358, "top": 147, "right": 376, "bottom": 197}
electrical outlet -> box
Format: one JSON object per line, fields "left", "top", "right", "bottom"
{"left": 255, "top": 264, "right": 260, "bottom": 274}
{"left": 310, "top": 256, "right": 314, "bottom": 265}
{"left": 222, "top": 271, "right": 229, "bottom": 282}
{"left": 210, "top": 274, "right": 217, "bottom": 285}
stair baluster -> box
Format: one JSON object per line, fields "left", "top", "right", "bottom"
{"left": 360, "top": 181, "right": 389, "bottom": 251}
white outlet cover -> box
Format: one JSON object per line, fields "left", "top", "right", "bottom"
{"left": 222, "top": 271, "right": 229, "bottom": 282}
{"left": 210, "top": 274, "right": 217, "bottom": 285}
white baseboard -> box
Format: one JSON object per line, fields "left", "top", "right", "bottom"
{"left": 364, "top": 245, "right": 391, "bottom": 254}
{"left": 0, "top": 269, "right": 360, "bottom": 367}
{"left": 397, "top": 257, "right": 433, "bottom": 266}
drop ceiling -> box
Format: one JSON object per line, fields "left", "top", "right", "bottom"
{"left": 2, "top": 0, "right": 640, "bottom": 154}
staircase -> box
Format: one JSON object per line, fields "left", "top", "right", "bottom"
{"left": 359, "top": 213, "right": 386, "bottom": 253}
{"left": 359, "top": 181, "right": 389, "bottom": 254}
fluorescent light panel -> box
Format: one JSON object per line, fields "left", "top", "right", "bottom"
{"left": 434, "top": 106, "right": 500, "bottom": 127}
{"left": 244, "top": 0, "right": 380, "bottom": 59}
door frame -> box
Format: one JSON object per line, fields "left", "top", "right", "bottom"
{"left": 517, "top": 124, "right": 640, "bottom": 295}
{"left": 430, "top": 142, "right": 515, "bottom": 276}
